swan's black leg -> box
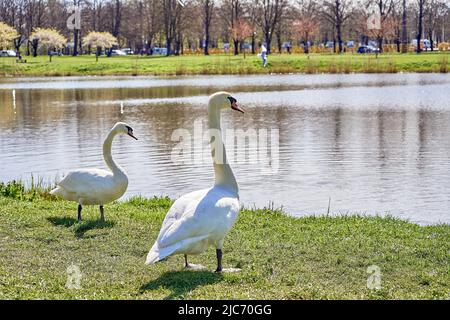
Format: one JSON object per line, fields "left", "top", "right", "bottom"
{"left": 99, "top": 205, "right": 104, "bottom": 221}
{"left": 215, "top": 249, "right": 222, "bottom": 272}
{"left": 184, "top": 255, "right": 189, "bottom": 268}
{"left": 77, "top": 204, "right": 82, "bottom": 221}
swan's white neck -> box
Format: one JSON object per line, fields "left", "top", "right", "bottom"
{"left": 208, "top": 102, "right": 238, "bottom": 195}
{"left": 103, "top": 129, "right": 125, "bottom": 176}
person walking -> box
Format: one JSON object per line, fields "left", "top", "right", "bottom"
{"left": 260, "top": 44, "right": 267, "bottom": 67}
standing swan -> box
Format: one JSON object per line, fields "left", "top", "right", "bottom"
{"left": 50, "top": 122, "right": 138, "bottom": 221}
{"left": 146, "top": 92, "right": 245, "bottom": 272}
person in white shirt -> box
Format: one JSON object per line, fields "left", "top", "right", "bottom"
{"left": 260, "top": 44, "right": 267, "bottom": 67}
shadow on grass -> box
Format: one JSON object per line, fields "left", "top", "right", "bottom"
{"left": 47, "top": 216, "right": 77, "bottom": 227}
{"left": 47, "top": 216, "right": 115, "bottom": 238}
{"left": 140, "top": 270, "right": 223, "bottom": 300}
{"left": 74, "top": 220, "right": 115, "bottom": 238}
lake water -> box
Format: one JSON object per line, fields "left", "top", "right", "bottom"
{"left": 1, "top": 74, "right": 449, "bottom": 225}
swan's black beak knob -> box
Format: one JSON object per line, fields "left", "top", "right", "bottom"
{"left": 228, "top": 96, "right": 245, "bottom": 113}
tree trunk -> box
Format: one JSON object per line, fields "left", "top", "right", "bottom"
{"left": 401, "top": 0, "right": 407, "bottom": 53}
{"left": 166, "top": 38, "right": 171, "bottom": 56}
{"left": 265, "top": 31, "right": 271, "bottom": 55}
{"left": 336, "top": 23, "right": 343, "bottom": 53}
{"left": 416, "top": 0, "right": 424, "bottom": 54}
{"left": 233, "top": 39, "right": 239, "bottom": 55}
{"left": 112, "top": 0, "right": 122, "bottom": 38}
{"left": 251, "top": 33, "right": 256, "bottom": 54}
{"left": 203, "top": 0, "right": 212, "bottom": 56}
{"left": 73, "top": 29, "right": 79, "bottom": 56}
{"left": 429, "top": 30, "right": 434, "bottom": 51}
{"left": 377, "top": 36, "right": 383, "bottom": 53}
{"left": 204, "top": 34, "right": 210, "bottom": 55}
{"left": 32, "top": 39, "right": 38, "bottom": 57}
{"left": 276, "top": 33, "right": 282, "bottom": 54}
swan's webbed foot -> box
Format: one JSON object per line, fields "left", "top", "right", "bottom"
{"left": 77, "top": 204, "right": 82, "bottom": 222}
{"left": 184, "top": 255, "right": 206, "bottom": 270}
{"left": 99, "top": 205, "right": 105, "bottom": 221}
{"left": 185, "top": 263, "right": 206, "bottom": 270}
{"left": 214, "top": 249, "right": 241, "bottom": 273}
{"left": 218, "top": 268, "right": 242, "bottom": 273}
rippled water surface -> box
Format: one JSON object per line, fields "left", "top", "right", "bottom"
{"left": 1, "top": 74, "right": 450, "bottom": 225}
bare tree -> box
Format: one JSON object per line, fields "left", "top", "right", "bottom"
{"left": 294, "top": 0, "right": 319, "bottom": 54}
{"left": 416, "top": 0, "right": 426, "bottom": 53}
{"left": 401, "top": 0, "right": 407, "bottom": 53}
{"left": 253, "top": 0, "right": 286, "bottom": 54}
{"left": 220, "top": 0, "right": 243, "bottom": 55}
{"left": 162, "top": 0, "right": 183, "bottom": 55}
{"left": 368, "top": 0, "right": 395, "bottom": 53}
{"left": 321, "top": 0, "right": 353, "bottom": 53}
{"left": 424, "top": 0, "right": 446, "bottom": 51}
{"left": 230, "top": 18, "right": 253, "bottom": 57}
{"left": 203, "top": 0, "right": 214, "bottom": 55}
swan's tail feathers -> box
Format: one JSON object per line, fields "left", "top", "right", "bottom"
{"left": 50, "top": 187, "right": 62, "bottom": 197}
{"left": 145, "top": 249, "right": 161, "bottom": 265}
{"left": 145, "top": 243, "right": 179, "bottom": 265}
{"left": 145, "top": 235, "right": 210, "bottom": 265}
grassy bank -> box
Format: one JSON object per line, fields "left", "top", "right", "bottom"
{"left": 0, "top": 181, "right": 448, "bottom": 299}
{"left": 0, "top": 52, "right": 448, "bottom": 77}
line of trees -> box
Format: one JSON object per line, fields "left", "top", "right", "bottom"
{"left": 0, "top": 0, "right": 449, "bottom": 56}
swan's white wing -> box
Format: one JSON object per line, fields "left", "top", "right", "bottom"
{"left": 156, "top": 188, "right": 210, "bottom": 241}
{"left": 155, "top": 187, "right": 240, "bottom": 251}
{"left": 57, "top": 169, "right": 113, "bottom": 198}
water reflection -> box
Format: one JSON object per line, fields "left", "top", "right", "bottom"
{"left": 0, "top": 74, "right": 449, "bottom": 225}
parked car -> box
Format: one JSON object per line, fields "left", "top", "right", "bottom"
{"left": 411, "top": 39, "right": 431, "bottom": 50}
{"left": 357, "top": 45, "right": 380, "bottom": 54}
{"left": 122, "top": 48, "right": 134, "bottom": 55}
{"left": 152, "top": 47, "right": 168, "bottom": 55}
{"left": 346, "top": 41, "right": 355, "bottom": 48}
{"left": 325, "top": 41, "right": 334, "bottom": 48}
{"left": 0, "top": 50, "right": 17, "bottom": 57}
{"left": 110, "top": 49, "right": 127, "bottom": 56}
{"left": 49, "top": 51, "right": 64, "bottom": 56}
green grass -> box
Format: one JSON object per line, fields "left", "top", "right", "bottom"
{"left": 0, "top": 182, "right": 448, "bottom": 299}
{"left": 0, "top": 52, "right": 449, "bottom": 77}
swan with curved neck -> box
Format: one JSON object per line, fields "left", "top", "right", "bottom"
{"left": 50, "top": 122, "right": 137, "bottom": 221}
{"left": 146, "top": 92, "right": 244, "bottom": 272}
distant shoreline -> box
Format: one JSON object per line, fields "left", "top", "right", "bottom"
{"left": 1, "top": 52, "right": 448, "bottom": 77}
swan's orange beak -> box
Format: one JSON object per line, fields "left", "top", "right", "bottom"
{"left": 231, "top": 102, "right": 245, "bottom": 114}
{"left": 128, "top": 132, "right": 138, "bottom": 140}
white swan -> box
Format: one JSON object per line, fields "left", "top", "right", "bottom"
{"left": 146, "top": 92, "right": 245, "bottom": 272}
{"left": 50, "top": 122, "right": 138, "bottom": 221}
